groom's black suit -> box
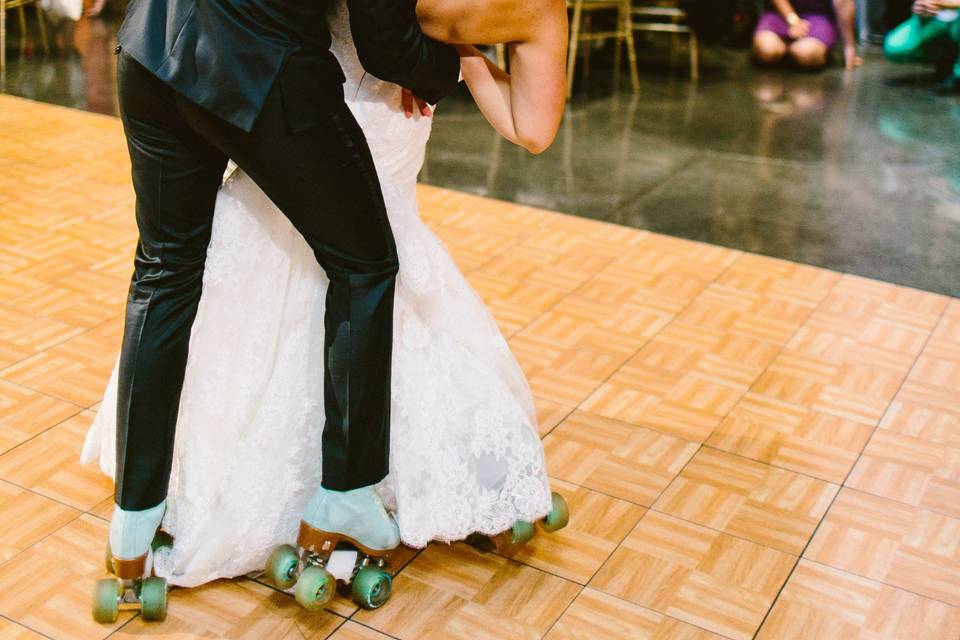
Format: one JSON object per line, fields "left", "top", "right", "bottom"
{"left": 114, "top": 0, "right": 460, "bottom": 511}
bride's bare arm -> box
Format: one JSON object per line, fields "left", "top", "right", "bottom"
{"left": 456, "top": 28, "right": 566, "bottom": 154}
{"left": 417, "top": 0, "right": 567, "bottom": 154}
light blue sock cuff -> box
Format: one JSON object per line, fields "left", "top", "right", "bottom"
{"left": 109, "top": 500, "right": 166, "bottom": 560}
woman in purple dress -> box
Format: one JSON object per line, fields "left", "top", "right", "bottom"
{"left": 753, "top": 0, "right": 861, "bottom": 69}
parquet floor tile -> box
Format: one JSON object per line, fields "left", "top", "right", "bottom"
{"left": 110, "top": 579, "right": 345, "bottom": 640}
{"left": 354, "top": 544, "right": 581, "bottom": 639}
{"left": 848, "top": 427, "right": 960, "bottom": 519}
{"left": 706, "top": 392, "right": 874, "bottom": 483}
{"left": 787, "top": 276, "right": 947, "bottom": 418}
{"left": 703, "top": 275, "right": 950, "bottom": 484}
{"left": 0, "top": 379, "right": 82, "bottom": 454}
{"left": 805, "top": 488, "right": 960, "bottom": 606}
{"left": 0, "top": 412, "right": 112, "bottom": 510}
{"left": 8, "top": 283, "right": 123, "bottom": 331}
{"left": 544, "top": 587, "right": 726, "bottom": 639}
{"left": 653, "top": 447, "right": 839, "bottom": 554}
{"left": 877, "top": 383, "right": 960, "bottom": 449}
{"left": 589, "top": 511, "right": 795, "bottom": 640}
{"left": 927, "top": 299, "right": 960, "bottom": 357}
{"left": 496, "top": 479, "right": 646, "bottom": 583}
{"left": 2, "top": 94, "right": 959, "bottom": 639}
{"left": 511, "top": 235, "right": 744, "bottom": 409}
{"left": 582, "top": 255, "right": 837, "bottom": 443}
{"left": 327, "top": 622, "right": 393, "bottom": 639}
{"left": 0, "top": 515, "right": 133, "bottom": 640}
{"left": 0, "top": 619, "right": 46, "bottom": 640}
{"left": 0, "top": 303, "right": 86, "bottom": 369}
{"left": 542, "top": 411, "right": 698, "bottom": 506}
{"left": 511, "top": 296, "right": 667, "bottom": 406}
{"left": 845, "top": 299, "right": 960, "bottom": 518}
{"left": 86, "top": 496, "right": 114, "bottom": 521}
{"left": 532, "top": 397, "right": 573, "bottom": 437}
{"left": 757, "top": 559, "right": 960, "bottom": 640}
{"left": 0, "top": 332, "right": 119, "bottom": 407}
{"left": 0, "top": 480, "right": 79, "bottom": 564}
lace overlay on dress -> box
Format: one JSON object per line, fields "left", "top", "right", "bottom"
{"left": 81, "top": 1, "right": 552, "bottom": 586}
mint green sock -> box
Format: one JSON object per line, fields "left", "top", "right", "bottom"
{"left": 109, "top": 500, "right": 166, "bottom": 560}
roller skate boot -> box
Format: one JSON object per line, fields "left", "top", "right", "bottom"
{"left": 469, "top": 490, "right": 570, "bottom": 552}
{"left": 265, "top": 486, "right": 399, "bottom": 611}
{"left": 93, "top": 501, "right": 170, "bottom": 623}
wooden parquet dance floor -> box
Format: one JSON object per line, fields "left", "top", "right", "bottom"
{"left": 1, "top": 94, "right": 959, "bottom": 640}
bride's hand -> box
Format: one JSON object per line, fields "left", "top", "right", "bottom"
{"left": 401, "top": 88, "right": 433, "bottom": 118}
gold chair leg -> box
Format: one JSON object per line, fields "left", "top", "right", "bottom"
{"left": 671, "top": 17, "right": 679, "bottom": 70}
{"left": 495, "top": 43, "right": 506, "bottom": 71}
{"left": 613, "top": 10, "right": 622, "bottom": 83}
{"left": 16, "top": 3, "right": 25, "bottom": 58}
{"left": 35, "top": 1, "right": 48, "bottom": 55}
{"left": 566, "top": 0, "right": 582, "bottom": 98}
{"left": 623, "top": 1, "right": 639, "bottom": 91}
{"left": 1, "top": 0, "right": 6, "bottom": 73}
{"left": 690, "top": 32, "right": 699, "bottom": 81}
{"left": 582, "top": 12, "right": 592, "bottom": 85}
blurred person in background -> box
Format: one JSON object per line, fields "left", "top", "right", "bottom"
{"left": 85, "top": 0, "right": 121, "bottom": 18}
{"left": 753, "top": 0, "right": 861, "bottom": 70}
{"left": 86, "top": 0, "right": 108, "bottom": 17}
{"left": 884, "top": 0, "right": 960, "bottom": 93}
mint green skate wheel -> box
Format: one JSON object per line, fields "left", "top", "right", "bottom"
{"left": 540, "top": 492, "right": 569, "bottom": 533}
{"left": 509, "top": 521, "right": 535, "bottom": 545}
{"left": 139, "top": 576, "right": 168, "bottom": 621}
{"left": 352, "top": 566, "right": 392, "bottom": 610}
{"left": 294, "top": 566, "right": 335, "bottom": 611}
{"left": 92, "top": 578, "right": 120, "bottom": 623}
{"left": 265, "top": 544, "right": 300, "bottom": 590}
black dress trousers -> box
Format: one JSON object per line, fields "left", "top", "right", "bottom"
{"left": 114, "top": 50, "right": 398, "bottom": 510}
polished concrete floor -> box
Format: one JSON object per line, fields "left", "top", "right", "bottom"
{"left": 2, "top": 13, "right": 959, "bottom": 295}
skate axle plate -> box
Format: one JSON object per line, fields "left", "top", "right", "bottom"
{"left": 299, "top": 548, "right": 387, "bottom": 583}
{"left": 117, "top": 582, "right": 143, "bottom": 610}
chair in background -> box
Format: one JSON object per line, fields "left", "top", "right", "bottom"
{"left": 631, "top": 0, "right": 699, "bottom": 80}
{"left": 566, "top": 0, "right": 640, "bottom": 98}
{"left": 1, "top": 0, "right": 49, "bottom": 72}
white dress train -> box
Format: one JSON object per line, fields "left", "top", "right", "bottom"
{"left": 81, "top": 1, "right": 552, "bottom": 587}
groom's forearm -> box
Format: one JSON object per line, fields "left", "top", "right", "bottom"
{"left": 347, "top": 0, "right": 461, "bottom": 104}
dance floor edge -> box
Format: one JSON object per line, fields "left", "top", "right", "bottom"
{"left": 0, "top": 95, "right": 958, "bottom": 640}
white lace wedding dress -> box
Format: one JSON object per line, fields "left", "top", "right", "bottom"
{"left": 81, "top": 2, "right": 552, "bottom": 587}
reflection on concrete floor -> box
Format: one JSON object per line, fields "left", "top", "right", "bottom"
{"left": 1, "top": 11, "right": 118, "bottom": 115}
{"left": 2, "top": 15, "right": 958, "bottom": 295}
{"left": 425, "top": 49, "right": 960, "bottom": 296}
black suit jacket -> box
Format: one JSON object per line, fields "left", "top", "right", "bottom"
{"left": 118, "top": 0, "right": 461, "bottom": 132}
